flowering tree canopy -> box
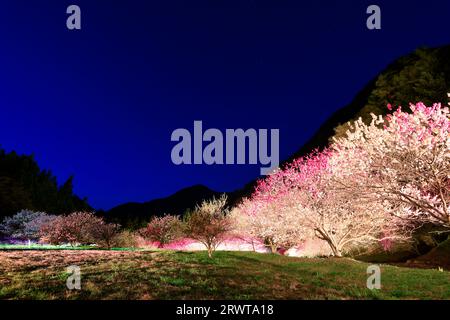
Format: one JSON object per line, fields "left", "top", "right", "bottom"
{"left": 141, "top": 214, "right": 182, "bottom": 248}
{"left": 0, "top": 210, "right": 56, "bottom": 240}
{"left": 333, "top": 103, "right": 450, "bottom": 228}
{"left": 39, "top": 211, "right": 113, "bottom": 246}
{"left": 232, "top": 102, "right": 449, "bottom": 257}
{"left": 183, "top": 194, "right": 232, "bottom": 258}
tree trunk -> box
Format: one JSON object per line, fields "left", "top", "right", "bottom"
{"left": 269, "top": 243, "right": 277, "bottom": 254}
{"left": 325, "top": 239, "right": 342, "bottom": 257}
{"left": 207, "top": 247, "right": 213, "bottom": 258}
{"left": 333, "top": 250, "right": 343, "bottom": 257}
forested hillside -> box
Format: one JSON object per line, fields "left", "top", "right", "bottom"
{"left": 0, "top": 149, "right": 91, "bottom": 220}
{"left": 285, "top": 46, "right": 450, "bottom": 164}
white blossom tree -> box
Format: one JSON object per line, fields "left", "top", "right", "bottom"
{"left": 333, "top": 102, "right": 450, "bottom": 229}
{"left": 183, "top": 194, "right": 232, "bottom": 258}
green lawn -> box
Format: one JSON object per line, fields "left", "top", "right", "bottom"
{"left": 0, "top": 250, "right": 448, "bottom": 300}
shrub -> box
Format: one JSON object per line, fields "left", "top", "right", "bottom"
{"left": 113, "top": 230, "right": 140, "bottom": 248}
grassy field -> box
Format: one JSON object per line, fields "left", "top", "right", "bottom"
{"left": 0, "top": 250, "right": 449, "bottom": 300}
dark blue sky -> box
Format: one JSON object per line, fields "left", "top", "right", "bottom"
{"left": 1, "top": 0, "right": 450, "bottom": 210}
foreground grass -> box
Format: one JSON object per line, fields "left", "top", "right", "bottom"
{"left": 0, "top": 250, "right": 448, "bottom": 300}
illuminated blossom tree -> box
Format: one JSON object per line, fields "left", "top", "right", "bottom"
{"left": 285, "top": 151, "right": 409, "bottom": 257}
{"left": 141, "top": 215, "right": 182, "bottom": 248}
{"left": 40, "top": 211, "right": 104, "bottom": 246}
{"left": 0, "top": 210, "right": 57, "bottom": 241}
{"left": 183, "top": 195, "right": 232, "bottom": 258}
{"left": 231, "top": 172, "right": 312, "bottom": 253}
{"left": 231, "top": 202, "right": 304, "bottom": 253}
{"left": 234, "top": 150, "right": 411, "bottom": 257}
{"left": 333, "top": 102, "right": 450, "bottom": 229}
{"left": 232, "top": 102, "right": 447, "bottom": 257}
{"left": 89, "top": 221, "right": 121, "bottom": 249}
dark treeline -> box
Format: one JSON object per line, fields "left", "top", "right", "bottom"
{"left": 0, "top": 149, "right": 91, "bottom": 220}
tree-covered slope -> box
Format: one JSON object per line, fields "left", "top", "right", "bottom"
{"left": 286, "top": 45, "right": 450, "bottom": 164}
{"left": 0, "top": 149, "right": 91, "bottom": 220}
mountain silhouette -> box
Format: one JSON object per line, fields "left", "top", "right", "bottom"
{"left": 103, "top": 184, "right": 224, "bottom": 227}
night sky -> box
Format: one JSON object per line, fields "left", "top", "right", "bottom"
{"left": 1, "top": 0, "right": 450, "bottom": 210}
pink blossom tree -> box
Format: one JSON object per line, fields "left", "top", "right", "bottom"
{"left": 141, "top": 215, "right": 182, "bottom": 248}
{"left": 40, "top": 211, "right": 118, "bottom": 247}
{"left": 89, "top": 221, "right": 121, "bottom": 249}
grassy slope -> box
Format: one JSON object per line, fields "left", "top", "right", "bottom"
{"left": 0, "top": 250, "right": 449, "bottom": 300}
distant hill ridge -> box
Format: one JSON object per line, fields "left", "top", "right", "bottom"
{"left": 102, "top": 184, "right": 223, "bottom": 226}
